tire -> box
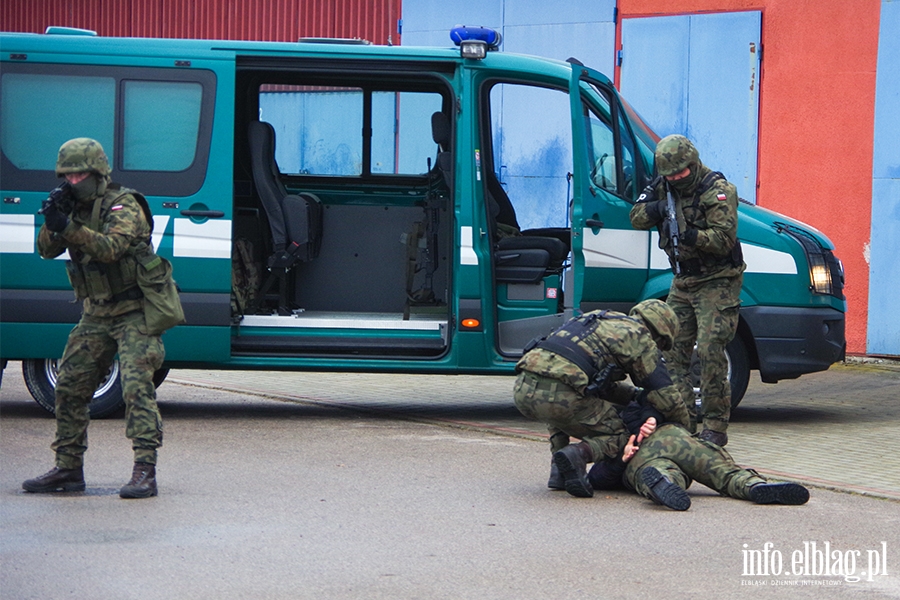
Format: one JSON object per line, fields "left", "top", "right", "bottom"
{"left": 22, "top": 359, "right": 170, "bottom": 419}
{"left": 689, "top": 335, "right": 751, "bottom": 411}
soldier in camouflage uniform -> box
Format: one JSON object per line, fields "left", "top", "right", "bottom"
{"left": 513, "top": 299, "right": 692, "bottom": 498}
{"left": 629, "top": 135, "right": 746, "bottom": 447}
{"left": 22, "top": 138, "right": 164, "bottom": 499}
{"left": 588, "top": 420, "right": 809, "bottom": 511}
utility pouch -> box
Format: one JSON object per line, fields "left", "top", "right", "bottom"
{"left": 135, "top": 245, "right": 185, "bottom": 335}
{"left": 65, "top": 261, "right": 89, "bottom": 301}
{"left": 83, "top": 263, "right": 113, "bottom": 301}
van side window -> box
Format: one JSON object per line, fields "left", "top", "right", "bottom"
{"left": 582, "top": 83, "right": 638, "bottom": 200}
{"left": 1, "top": 73, "right": 115, "bottom": 170}
{"left": 258, "top": 85, "right": 443, "bottom": 177}
{"left": 123, "top": 81, "right": 203, "bottom": 171}
{"left": 373, "top": 91, "right": 443, "bottom": 174}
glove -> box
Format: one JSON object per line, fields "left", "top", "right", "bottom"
{"left": 42, "top": 203, "right": 69, "bottom": 233}
{"left": 681, "top": 227, "right": 699, "bottom": 246}
{"left": 642, "top": 198, "right": 667, "bottom": 222}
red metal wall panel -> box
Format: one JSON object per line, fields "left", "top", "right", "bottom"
{"left": 1, "top": 0, "right": 401, "bottom": 44}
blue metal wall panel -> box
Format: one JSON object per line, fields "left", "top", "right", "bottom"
{"left": 867, "top": 0, "right": 900, "bottom": 356}
{"left": 400, "top": 1, "right": 502, "bottom": 46}
{"left": 686, "top": 12, "right": 760, "bottom": 202}
{"left": 620, "top": 12, "right": 761, "bottom": 203}
{"left": 502, "top": 0, "right": 616, "bottom": 73}
{"left": 620, "top": 16, "right": 691, "bottom": 136}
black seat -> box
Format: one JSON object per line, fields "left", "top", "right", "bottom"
{"left": 485, "top": 169, "right": 570, "bottom": 283}
{"left": 431, "top": 111, "right": 453, "bottom": 189}
{"left": 247, "top": 121, "right": 322, "bottom": 315}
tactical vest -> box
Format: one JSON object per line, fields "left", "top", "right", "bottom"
{"left": 65, "top": 184, "right": 153, "bottom": 304}
{"left": 663, "top": 171, "right": 743, "bottom": 277}
{"left": 525, "top": 311, "right": 629, "bottom": 395}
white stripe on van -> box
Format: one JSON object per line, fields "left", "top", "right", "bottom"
{"left": 0, "top": 214, "right": 35, "bottom": 254}
{"left": 460, "top": 225, "right": 478, "bottom": 266}
{"left": 743, "top": 242, "right": 797, "bottom": 274}
{"left": 582, "top": 228, "right": 649, "bottom": 269}
{"left": 152, "top": 215, "right": 169, "bottom": 252}
{"left": 173, "top": 218, "right": 232, "bottom": 259}
{"left": 582, "top": 228, "right": 797, "bottom": 275}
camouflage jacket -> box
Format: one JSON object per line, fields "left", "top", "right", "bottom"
{"left": 629, "top": 164, "right": 746, "bottom": 285}
{"left": 516, "top": 311, "right": 690, "bottom": 427}
{"left": 38, "top": 182, "right": 151, "bottom": 317}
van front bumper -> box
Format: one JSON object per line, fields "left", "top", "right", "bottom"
{"left": 741, "top": 305, "right": 846, "bottom": 383}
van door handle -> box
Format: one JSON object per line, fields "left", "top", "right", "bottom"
{"left": 180, "top": 210, "right": 225, "bottom": 218}
{"left": 585, "top": 219, "right": 604, "bottom": 229}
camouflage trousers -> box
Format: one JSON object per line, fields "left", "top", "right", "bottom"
{"left": 665, "top": 274, "right": 742, "bottom": 433}
{"left": 513, "top": 371, "right": 633, "bottom": 461}
{"left": 53, "top": 310, "right": 164, "bottom": 469}
{"left": 624, "top": 424, "right": 766, "bottom": 500}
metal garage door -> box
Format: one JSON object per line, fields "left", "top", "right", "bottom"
{"left": 619, "top": 11, "right": 761, "bottom": 203}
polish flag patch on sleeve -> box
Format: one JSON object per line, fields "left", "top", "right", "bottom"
{"left": 111, "top": 204, "right": 125, "bottom": 211}
{"left": 716, "top": 193, "right": 727, "bottom": 201}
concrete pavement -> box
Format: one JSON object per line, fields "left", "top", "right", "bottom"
{"left": 162, "top": 359, "right": 900, "bottom": 501}
{"left": 3, "top": 362, "right": 900, "bottom": 599}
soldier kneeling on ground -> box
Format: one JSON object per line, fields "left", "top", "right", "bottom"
{"left": 513, "top": 299, "right": 692, "bottom": 498}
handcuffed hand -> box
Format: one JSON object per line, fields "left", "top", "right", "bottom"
{"left": 638, "top": 416, "right": 657, "bottom": 442}
{"left": 622, "top": 435, "right": 639, "bottom": 463}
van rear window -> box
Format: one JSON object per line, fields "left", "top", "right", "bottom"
{"left": 1, "top": 74, "right": 115, "bottom": 170}
{"left": 123, "top": 80, "right": 202, "bottom": 171}
{"left": 0, "top": 63, "right": 215, "bottom": 196}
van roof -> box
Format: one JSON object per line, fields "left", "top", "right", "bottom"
{"left": 0, "top": 29, "right": 600, "bottom": 85}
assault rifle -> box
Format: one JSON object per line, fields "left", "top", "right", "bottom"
{"left": 664, "top": 181, "right": 682, "bottom": 275}
{"left": 38, "top": 181, "right": 74, "bottom": 216}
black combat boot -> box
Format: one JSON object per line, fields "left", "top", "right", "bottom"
{"left": 749, "top": 482, "right": 809, "bottom": 505}
{"left": 552, "top": 443, "right": 593, "bottom": 498}
{"left": 547, "top": 460, "right": 565, "bottom": 490}
{"left": 22, "top": 466, "right": 85, "bottom": 493}
{"left": 698, "top": 428, "right": 728, "bottom": 447}
{"left": 640, "top": 467, "right": 691, "bottom": 511}
{"left": 119, "top": 462, "right": 158, "bottom": 499}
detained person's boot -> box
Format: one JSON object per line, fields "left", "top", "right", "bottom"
{"left": 119, "top": 462, "right": 158, "bottom": 499}
{"left": 640, "top": 467, "right": 691, "bottom": 511}
{"left": 22, "top": 466, "right": 85, "bottom": 493}
{"left": 749, "top": 482, "right": 809, "bottom": 505}
{"left": 552, "top": 443, "right": 593, "bottom": 498}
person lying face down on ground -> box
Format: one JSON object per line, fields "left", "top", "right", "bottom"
{"left": 585, "top": 403, "right": 809, "bottom": 511}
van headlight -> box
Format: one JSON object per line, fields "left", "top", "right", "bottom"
{"left": 777, "top": 223, "right": 845, "bottom": 299}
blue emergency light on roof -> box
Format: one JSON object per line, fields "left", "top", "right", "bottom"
{"left": 450, "top": 25, "right": 501, "bottom": 59}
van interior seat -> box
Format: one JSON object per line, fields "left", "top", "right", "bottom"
{"left": 431, "top": 111, "right": 453, "bottom": 189}
{"left": 485, "top": 158, "right": 570, "bottom": 283}
{"left": 246, "top": 120, "right": 322, "bottom": 315}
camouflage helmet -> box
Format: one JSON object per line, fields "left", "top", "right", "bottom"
{"left": 655, "top": 134, "right": 699, "bottom": 177}
{"left": 55, "top": 138, "right": 111, "bottom": 177}
{"left": 629, "top": 299, "right": 679, "bottom": 351}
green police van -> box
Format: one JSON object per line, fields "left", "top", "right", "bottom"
{"left": 0, "top": 26, "right": 846, "bottom": 417}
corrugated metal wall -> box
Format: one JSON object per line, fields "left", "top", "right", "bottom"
{"left": 1, "top": 0, "right": 402, "bottom": 45}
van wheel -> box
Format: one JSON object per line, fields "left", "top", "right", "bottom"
{"left": 689, "top": 336, "right": 751, "bottom": 411}
{"left": 22, "top": 359, "right": 170, "bottom": 419}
